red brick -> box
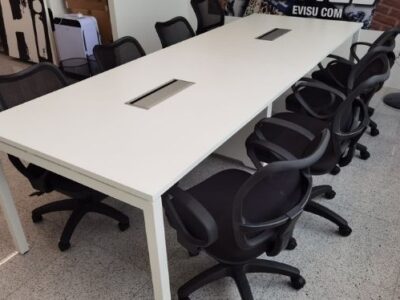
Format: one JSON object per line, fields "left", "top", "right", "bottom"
{"left": 373, "top": 12, "right": 398, "bottom": 27}
{"left": 389, "top": 7, "right": 400, "bottom": 19}
{"left": 375, "top": 4, "right": 391, "bottom": 15}
{"left": 380, "top": 0, "right": 400, "bottom": 10}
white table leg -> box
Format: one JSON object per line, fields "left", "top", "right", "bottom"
{"left": 0, "top": 162, "right": 29, "bottom": 254}
{"left": 143, "top": 198, "right": 171, "bottom": 300}
{"left": 350, "top": 30, "right": 360, "bottom": 62}
{"left": 266, "top": 104, "right": 273, "bottom": 118}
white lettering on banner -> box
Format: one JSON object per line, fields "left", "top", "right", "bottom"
{"left": 321, "top": 7, "right": 343, "bottom": 18}
{"left": 292, "top": 5, "right": 319, "bottom": 17}
{"left": 315, "top": 0, "right": 376, "bottom": 5}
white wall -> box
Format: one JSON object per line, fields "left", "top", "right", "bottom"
{"left": 47, "top": 0, "right": 67, "bottom": 18}
{"left": 109, "top": 0, "right": 194, "bottom": 53}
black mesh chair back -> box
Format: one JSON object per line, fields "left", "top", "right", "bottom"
{"left": 348, "top": 44, "right": 394, "bottom": 106}
{"left": 0, "top": 63, "right": 68, "bottom": 189}
{"left": 93, "top": 36, "right": 145, "bottom": 72}
{"left": 0, "top": 63, "right": 67, "bottom": 111}
{"left": 330, "top": 53, "right": 390, "bottom": 166}
{"left": 163, "top": 129, "right": 329, "bottom": 299}
{"left": 164, "top": 129, "right": 329, "bottom": 260}
{"left": 191, "top": 0, "right": 225, "bottom": 34}
{"left": 233, "top": 130, "right": 330, "bottom": 255}
{"left": 155, "top": 17, "right": 195, "bottom": 48}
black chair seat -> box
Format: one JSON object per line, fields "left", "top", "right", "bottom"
{"left": 48, "top": 173, "right": 104, "bottom": 199}
{"left": 251, "top": 112, "right": 337, "bottom": 175}
{"left": 286, "top": 86, "right": 342, "bottom": 115}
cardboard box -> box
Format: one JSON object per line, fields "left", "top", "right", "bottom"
{"left": 66, "top": 0, "right": 113, "bottom": 44}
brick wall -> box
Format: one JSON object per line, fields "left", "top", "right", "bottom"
{"left": 371, "top": 0, "right": 400, "bottom": 30}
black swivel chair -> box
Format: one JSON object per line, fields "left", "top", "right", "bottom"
{"left": 190, "top": 0, "right": 225, "bottom": 35}
{"left": 93, "top": 36, "right": 146, "bottom": 72}
{"left": 309, "top": 27, "right": 399, "bottom": 136}
{"left": 0, "top": 63, "right": 130, "bottom": 251}
{"left": 155, "top": 16, "right": 195, "bottom": 48}
{"left": 246, "top": 53, "right": 391, "bottom": 237}
{"left": 163, "top": 129, "right": 330, "bottom": 300}
{"left": 285, "top": 43, "right": 394, "bottom": 174}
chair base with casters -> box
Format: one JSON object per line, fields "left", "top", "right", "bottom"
{"left": 178, "top": 259, "right": 306, "bottom": 300}
{"left": 383, "top": 93, "right": 400, "bottom": 109}
{"left": 306, "top": 186, "right": 352, "bottom": 237}
{"left": 32, "top": 196, "right": 130, "bottom": 251}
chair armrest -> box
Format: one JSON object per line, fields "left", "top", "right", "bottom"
{"left": 333, "top": 99, "right": 369, "bottom": 139}
{"left": 246, "top": 138, "right": 298, "bottom": 169}
{"left": 317, "top": 54, "right": 353, "bottom": 90}
{"left": 350, "top": 42, "right": 373, "bottom": 62}
{"left": 163, "top": 186, "right": 218, "bottom": 248}
{"left": 292, "top": 78, "right": 346, "bottom": 120}
{"left": 327, "top": 54, "right": 354, "bottom": 66}
{"left": 256, "top": 117, "right": 316, "bottom": 141}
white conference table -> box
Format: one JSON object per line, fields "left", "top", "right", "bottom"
{"left": 0, "top": 14, "right": 361, "bottom": 299}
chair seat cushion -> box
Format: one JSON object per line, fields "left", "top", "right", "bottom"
{"left": 252, "top": 113, "right": 338, "bottom": 175}
{"left": 286, "top": 86, "right": 342, "bottom": 116}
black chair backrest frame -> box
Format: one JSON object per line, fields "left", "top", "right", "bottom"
{"left": 190, "top": 0, "right": 225, "bottom": 34}
{"left": 93, "top": 36, "right": 145, "bottom": 72}
{"left": 155, "top": 16, "right": 195, "bottom": 48}
{"left": 233, "top": 129, "right": 330, "bottom": 254}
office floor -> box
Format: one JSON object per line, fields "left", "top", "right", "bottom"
{"left": 0, "top": 53, "right": 399, "bottom": 299}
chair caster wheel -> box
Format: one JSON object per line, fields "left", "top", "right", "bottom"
{"left": 324, "top": 190, "right": 336, "bottom": 200}
{"left": 338, "top": 225, "right": 352, "bottom": 237}
{"left": 330, "top": 166, "right": 340, "bottom": 175}
{"left": 58, "top": 241, "right": 71, "bottom": 252}
{"left": 286, "top": 238, "right": 297, "bottom": 250}
{"left": 118, "top": 222, "right": 130, "bottom": 231}
{"left": 370, "top": 128, "right": 379, "bottom": 136}
{"left": 291, "top": 275, "right": 306, "bottom": 290}
{"left": 359, "top": 151, "right": 370, "bottom": 160}
{"left": 32, "top": 213, "right": 43, "bottom": 223}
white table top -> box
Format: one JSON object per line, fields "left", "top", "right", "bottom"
{"left": 0, "top": 14, "right": 361, "bottom": 201}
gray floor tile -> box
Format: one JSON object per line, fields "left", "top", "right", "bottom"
{"left": 7, "top": 244, "right": 149, "bottom": 300}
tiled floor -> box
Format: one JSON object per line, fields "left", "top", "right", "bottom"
{"left": 0, "top": 53, "right": 400, "bottom": 299}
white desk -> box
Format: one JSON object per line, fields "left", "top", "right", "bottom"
{"left": 0, "top": 14, "right": 361, "bottom": 299}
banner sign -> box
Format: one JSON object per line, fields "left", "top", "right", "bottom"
{"left": 218, "top": 0, "right": 380, "bottom": 29}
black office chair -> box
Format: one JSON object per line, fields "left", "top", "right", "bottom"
{"left": 163, "top": 129, "right": 330, "bottom": 300}
{"left": 247, "top": 53, "right": 391, "bottom": 237}
{"left": 285, "top": 43, "right": 394, "bottom": 175}
{"left": 155, "top": 16, "right": 195, "bottom": 48}
{"left": 93, "top": 36, "right": 146, "bottom": 72}
{"left": 0, "top": 63, "right": 130, "bottom": 251}
{"left": 190, "top": 0, "right": 225, "bottom": 35}
{"left": 309, "top": 27, "right": 399, "bottom": 136}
